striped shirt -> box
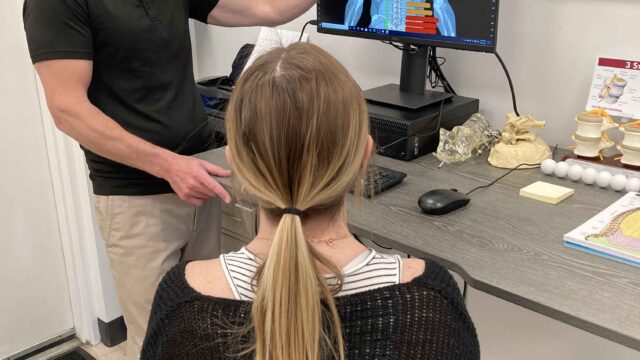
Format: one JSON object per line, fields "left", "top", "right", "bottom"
{"left": 220, "top": 247, "right": 403, "bottom": 301}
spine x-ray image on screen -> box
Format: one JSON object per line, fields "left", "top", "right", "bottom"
{"left": 344, "top": 0, "right": 456, "bottom": 36}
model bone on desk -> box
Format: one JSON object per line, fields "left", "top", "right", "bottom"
{"left": 196, "top": 148, "right": 640, "bottom": 351}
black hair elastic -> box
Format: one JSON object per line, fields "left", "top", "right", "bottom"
{"left": 282, "top": 208, "right": 303, "bottom": 217}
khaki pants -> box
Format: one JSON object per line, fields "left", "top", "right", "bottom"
{"left": 94, "top": 194, "right": 221, "bottom": 360}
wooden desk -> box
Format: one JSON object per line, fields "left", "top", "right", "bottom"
{"left": 197, "top": 148, "right": 640, "bottom": 351}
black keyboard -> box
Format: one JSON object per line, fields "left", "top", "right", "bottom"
{"left": 363, "top": 165, "right": 407, "bottom": 197}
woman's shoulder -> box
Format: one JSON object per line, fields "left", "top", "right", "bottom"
{"left": 150, "top": 262, "right": 197, "bottom": 314}
{"left": 149, "top": 260, "right": 235, "bottom": 323}
{"left": 153, "top": 255, "right": 461, "bottom": 310}
{"left": 402, "top": 258, "right": 461, "bottom": 298}
{"left": 349, "top": 256, "right": 464, "bottom": 311}
{"left": 185, "top": 258, "right": 235, "bottom": 299}
{"left": 336, "top": 256, "right": 462, "bottom": 306}
{"left": 142, "top": 261, "right": 248, "bottom": 358}
{"left": 146, "top": 260, "right": 243, "bottom": 326}
{"left": 401, "top": 257, "right": 425, "bottom": 283}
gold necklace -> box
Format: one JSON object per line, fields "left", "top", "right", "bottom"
{"left": 254, "top": 234, "right": 352, "bottom": 247}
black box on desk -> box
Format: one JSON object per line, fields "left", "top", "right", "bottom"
{"left": 197, "top": 76, "right": 233, "bottom": 116}
{"left": 368, "top": 95, "right": 479, "bottom": 161}
{"left": 197, "top": 76, "right": 233, "bottom": 148}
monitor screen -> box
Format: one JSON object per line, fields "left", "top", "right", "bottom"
{"left": 317, "top": 0, "right": 499, "bottom": 52}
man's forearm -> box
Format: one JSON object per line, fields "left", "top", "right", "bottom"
{"left": 53, "top": 100, "right": 175, "bottom": 179}
{"left": 209, "top": 0, "right": 314, "bottom": 27}
{"left": 268, "top": 0, "right": 315, "bottom": 25}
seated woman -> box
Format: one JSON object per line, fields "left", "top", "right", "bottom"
{"left": 141, "top": 43, "right": 479, "bottom": 360}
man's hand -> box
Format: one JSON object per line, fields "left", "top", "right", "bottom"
{"left": 163, "top": 155, "right": 232, "bottom": 206}
{"left": 35, "top": 59, "right": 232, "bottom": 207}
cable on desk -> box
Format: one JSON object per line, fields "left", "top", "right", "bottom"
{"left": 462, "top": 144, "right": 558, "bottom": 196}
{"left": 462, "top": 281, "right": 468, "bottom": 303}
{"left": 494, "top": 51, "right": 520, "bottom": 117}
{"left": 465, "top": 162, "right": 542, "bottom": 196}
{"left": 298, "top": 20, "right": 318, "bottom": 42}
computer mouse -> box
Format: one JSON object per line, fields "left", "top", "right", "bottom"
{"left": 418, "top": 189, "right": 470, "bottom": 215}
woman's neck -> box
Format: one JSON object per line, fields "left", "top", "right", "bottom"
{"left": 245, "top": 206, "right": 367, "bottom": 269}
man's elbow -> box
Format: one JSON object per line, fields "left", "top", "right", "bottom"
{"left": 258, "top": 4, "right": 298, "bottom": 27}
{"left": 260, "top": 11, "right": 287, "bottom": 27}
{"left": 48, "top": 101, "right": 77, "bottom": 134}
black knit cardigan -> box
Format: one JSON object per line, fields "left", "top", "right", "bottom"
{"left": 141, "top": 259, "right": 480, "bottom": 359}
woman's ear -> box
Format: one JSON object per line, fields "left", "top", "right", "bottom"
{"left": 225, "top": 145, "right": 232, "bottom": 168}
{"left": 364, "top": 135, "right": 374, "bottom": 164}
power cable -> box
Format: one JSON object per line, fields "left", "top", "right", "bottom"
{"left": 298, "top": 20, "right": 318, "bottom": 42}
{"left": 494, "top": 51, "right": 520, "bottom": 116}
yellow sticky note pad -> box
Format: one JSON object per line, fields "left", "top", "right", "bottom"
{"left": 519, "top": 181, "right": 575, "bottom": 204}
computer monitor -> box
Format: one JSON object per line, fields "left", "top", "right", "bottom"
{"left": 318, "top": 0, "right": 499, "bottom": 52}
{"left": 317, "top": 0, "right": 500, "bottom": 108}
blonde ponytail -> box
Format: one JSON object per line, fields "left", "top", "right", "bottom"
{"left": 252, "top": 212, "right": 345, "bottom": 360}
{"left": 225, "top": 42, "right": 370, "bottom": 360}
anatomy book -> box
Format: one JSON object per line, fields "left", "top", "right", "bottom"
{"left": 564, "top": 192, "right": 640, "bottom": 268}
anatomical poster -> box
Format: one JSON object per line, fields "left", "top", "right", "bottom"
{"left": 587, "top": 57, "right": 640, "bottom": 119}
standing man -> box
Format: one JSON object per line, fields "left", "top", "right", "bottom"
{"left": 23, "top": 0, "right": 314, "bottom": 358}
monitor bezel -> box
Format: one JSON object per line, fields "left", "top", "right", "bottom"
{"left": 316, "top": 0, "right": 500, "bottom": 53}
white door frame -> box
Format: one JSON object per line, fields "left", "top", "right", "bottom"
{"left": 35, "top": 78, "right": 104, "bottom": 344}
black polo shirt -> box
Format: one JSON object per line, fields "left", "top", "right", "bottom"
{"left": 23, "top": 0, "right": 218, "bottom": 195}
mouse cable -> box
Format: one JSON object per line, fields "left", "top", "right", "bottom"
{"left": 298, "top": 19, "right": 318, "bottom": 42}
{"left": 461, "top": 145, "right": 558, "bottom": 196}
{"left": 462, "top": 281, "right": 468, "bottom": 303}
{"left": 464, "top": 162, "right": 541, "bottom": 196}
{"left": 494, "top": 51, "right": 520, "bottom": 117}
{"left": 376, "top": 97, "right": 446, "bottom": 152}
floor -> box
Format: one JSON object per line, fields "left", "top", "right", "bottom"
{"left": 23, "top": 340, "right": 126, "bottom": 360}
{"left": 80, "top": 342, "right": 127, "bottom": 360}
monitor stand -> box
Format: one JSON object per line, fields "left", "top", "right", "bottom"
{"left": 364, "top": 45, "right": 453, "bottom": 110}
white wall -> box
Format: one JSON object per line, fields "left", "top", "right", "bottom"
{"left": 0, "top": 0, "right": 74, "bottom": 356}
{"left": 194, "top": 0, "right": 640, "bottom": 147}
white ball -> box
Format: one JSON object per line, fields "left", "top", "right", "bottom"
{"left": 553, "top": 162, "right": 570, "bottom": 178}
{"left": 540, "top": 159, "right": 557, "bottom": 175}
{"left": 625, "top": 177, "right": 640, "bottom": 192}
{"left": 581, "top": 168, "right": 598, "bottom": 185}
{"left": 567, "top": 165, "right": 583, "bottom": 181}
{"left": 596, "top": 171, "right": 612, "bottom": 188}
{"left": 611, "top": 174, "right": 628, "bottom": 192}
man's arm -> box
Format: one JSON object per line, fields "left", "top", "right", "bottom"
{"left": 36, "top": 59, "right": 231, "bottom": 206}
{"left": 207, "top": 0, "right": 315, "bottom": 27}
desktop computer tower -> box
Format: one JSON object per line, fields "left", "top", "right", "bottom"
{"left": 368, "top": 95, "right": 479, "bottom": 161}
